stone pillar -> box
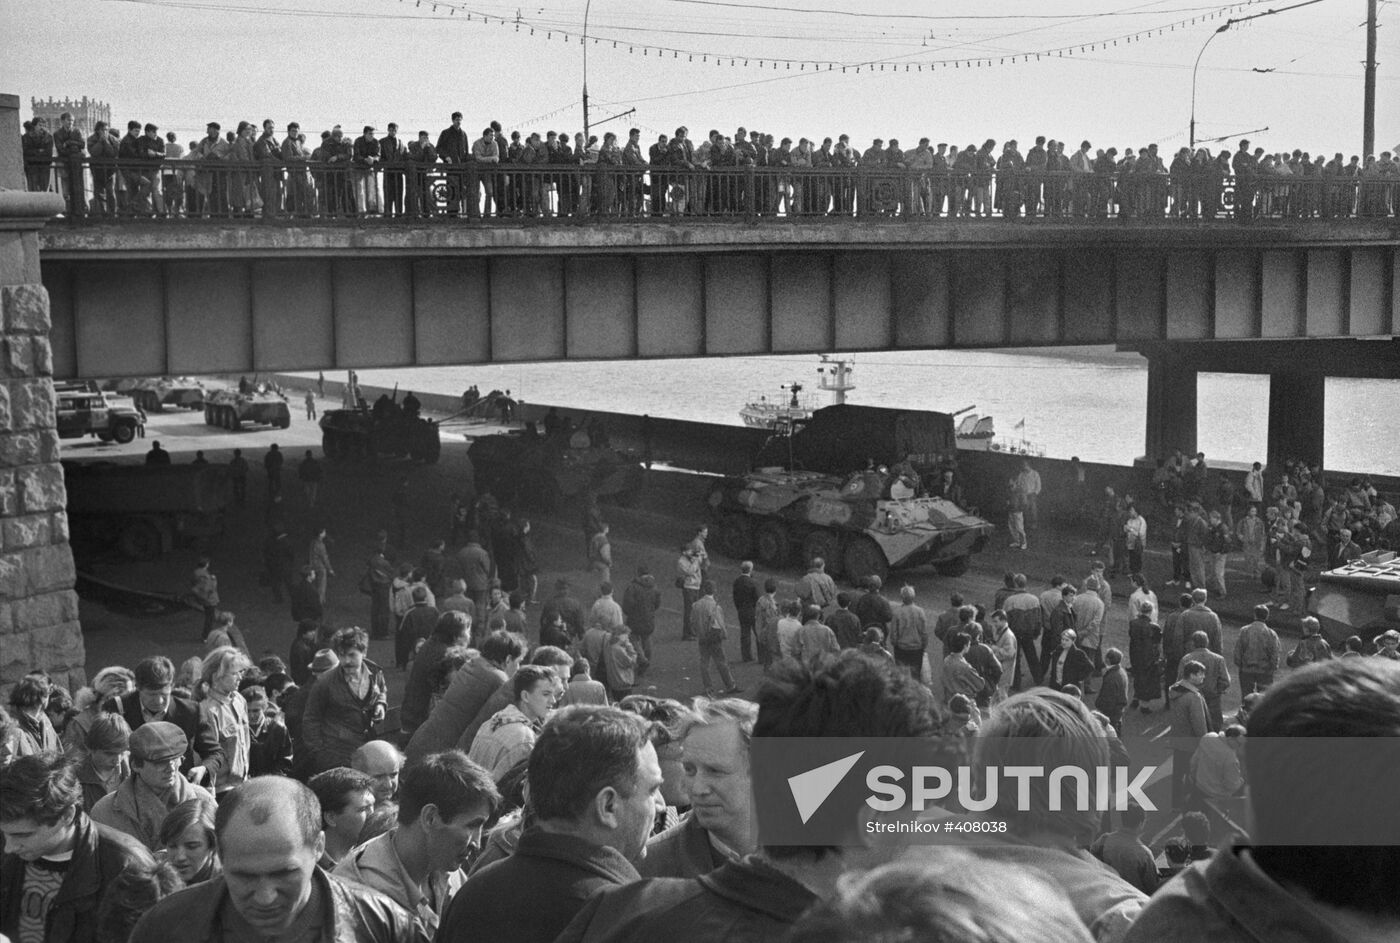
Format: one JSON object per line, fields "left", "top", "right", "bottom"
{"left": 1, "top": 91, "right": 83, "bottom": 694}
{"left": 1142, "top": 353, "right": 1198, "bottom": 463}
{"left": 1267, "top": 372, "right": 1325, "bottom": 470}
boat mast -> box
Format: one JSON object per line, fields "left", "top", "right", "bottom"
{"left": 817, "top": 355, "right": 856, "bottom": 406}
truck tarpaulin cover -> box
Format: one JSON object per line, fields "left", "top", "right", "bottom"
{"left": 782, "top": 405, "right": 955, "bottom": 474}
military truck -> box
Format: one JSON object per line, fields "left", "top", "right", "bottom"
{"left": 64, "top": 461, "right": 232, "bottom": 559}
{"left": 1310, "top": 551, "right": 1400, "bottom": 648}
{"left": 468, "top": 430, "right": 644, "bottom": 510}
{"left": 55, "top": 382, "right": 144, "bottom": 445}
{"left": 125, "top": 377, "right": 205, "bottom": 413}
{"left": 204, "top": 387, "right": 291, "bottom": 430}
{"left": 707, "top": 404, "right": 994, "bottom": 582}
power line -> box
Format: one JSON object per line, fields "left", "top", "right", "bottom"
{"left": 656, "top": 0, "right": 1240, "bottom": 22}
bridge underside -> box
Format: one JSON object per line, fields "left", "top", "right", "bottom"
{"left": 39, "top": 222, "right": 1398, "bottom": 378}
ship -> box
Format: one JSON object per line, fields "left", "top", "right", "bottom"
{"left": 952, "top": 408, "right": 1047, "bottom": 457}
{"left": 739, "top": 356, "right": 855, "bottom": 430}
{"left": 740, "top": 358, "right": 1046, "bottom": 456}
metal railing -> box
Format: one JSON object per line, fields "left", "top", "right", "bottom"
{"left": 25, "top": 157, "right": 1400, "bottom": 223}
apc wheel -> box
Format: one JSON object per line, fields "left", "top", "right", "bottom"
{"left": 714, "top": 514, "right": 754, "bottom": 560}
{"left": 117, "top": 518, "right": 163, "bottom": 560}
{"left": 934, "top": 555, "right": 971, "bottom": 578}
{"left": 226, "top": 408, "right": 241, "bottom": 431}
{"left": 801, "top": 529, "right": 844, "bottom": 577}
{"left": 97, "top": 433, "right": 114, "bottom": 443}
{"left": 322, "top": 431, "right": 342, "bottom": 460}
{"left": 843, "top": 536, "right": 889, "bottom": 585}
{"left": 112, "top": 422, "right": 136, "bottom": 445}
{"left": 275, "top": 412, "right": 291, "bottom": 430}
{"left": 754, "top": 521, "right": 791, "bottom": 569}
{"left": 203, "top": 406, "right": 213, "bottom": 424}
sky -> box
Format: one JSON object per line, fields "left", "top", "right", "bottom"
{"left": 5, "top": 0, "right": 1397, "bottom": 154}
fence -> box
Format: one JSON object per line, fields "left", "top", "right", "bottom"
{"left": 24, "top": 157, "right": 1400, "bottom": 223}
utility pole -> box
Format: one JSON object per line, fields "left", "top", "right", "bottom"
{"left": 1363, "top": 0, "right": 1377, "bottom": 156}
{"left": 582, "top": 0, "right": 593, "bottom": 141}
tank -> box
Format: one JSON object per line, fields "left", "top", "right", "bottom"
{"left": 707, "top": 467, "right": 993, "bottom": 583}
{"left": 204, "top": 387, "right": 291, "bottom": 430}
{"left": 468, "top": 430, "right": 644, "bottom": 510}
{"left": 125, "top": 376, "right": 206, "bottom": 412}
{"left": 319, "top": 406, "right": 441, "bottom": 463}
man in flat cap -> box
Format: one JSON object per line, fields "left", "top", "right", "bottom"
{"left": 90, "top": 721, "right": 214, "bottom": 850}
{"left": 193, "top": 121, "right": 229, "bottom": 216}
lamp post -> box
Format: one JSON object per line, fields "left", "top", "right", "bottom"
{"left": 1189, "top": 22, "right": 1231, "bottom": 150}
{"left": 582, "top": 0, "right": 593, "bottom": 141}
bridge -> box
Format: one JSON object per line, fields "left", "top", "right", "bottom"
{"left": 24, "top": 142, "right": 1400, "bottom": 466}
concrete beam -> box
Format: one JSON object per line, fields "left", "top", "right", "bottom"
{"left": 1144, "top": 354, "right": 1198, "bottom": 460}
{"left": 1123, "top": 339, "right": 1400, "bottom": 379}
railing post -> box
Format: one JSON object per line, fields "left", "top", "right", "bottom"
{"left": 745, "top": 167, "right": 757, "bottom": 223}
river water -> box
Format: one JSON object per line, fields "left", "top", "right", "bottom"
{"left": 316, "top": 346, "right": 1400, "bottom": 476}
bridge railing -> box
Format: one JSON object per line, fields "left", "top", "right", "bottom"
{"left": 25, "top": 157, "right": 1399, "bottom": 223}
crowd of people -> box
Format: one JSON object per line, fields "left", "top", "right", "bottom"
{"left": 3, "top": 626, "right": 1397, "bottom": 943}
{"left": 4, "top": 377, "right": 1399, "bottom": 942}
{"left": 21, "top": 110, "right": 1400, "bottom": 221}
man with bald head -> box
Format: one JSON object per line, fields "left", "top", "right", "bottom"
{"left": 129, "top": 776, "right": 416, "bottom": 942}
{"left": 352, "top": 740, "right": 403, "bottom": 807}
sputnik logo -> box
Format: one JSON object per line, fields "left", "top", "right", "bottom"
{"left": 787, "top": 751, "right": 864, "bottom": 824}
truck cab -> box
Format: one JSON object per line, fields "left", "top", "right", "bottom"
{"left": 56, "top": 381, "right": 144, "bottom": 444}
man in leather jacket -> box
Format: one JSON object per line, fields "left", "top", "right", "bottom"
{"left": 129, "top": 776, "right": 416, "bottom": 943}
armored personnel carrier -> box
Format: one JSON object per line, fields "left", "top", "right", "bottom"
{"left": 320, "top": 407, "right": 440, "bottom": 463}
{"left": 468, "top": 430, "right": 643, "bottom": 510}
{"left": 708, "top": 468, "right": 992, "bottom": 582}
{"left": 1311, "top": 551, "right": 1400, "bottom": 648}
{"left": 125, "top": 377, "right": 205, "bottom": 412}
{"left": 204, "top": 387, "right": 291, "bottom": 430}
{"left": 708, "top": 403, "right": 994, "bottom": 582}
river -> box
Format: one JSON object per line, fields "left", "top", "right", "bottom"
{"left": 300, "top": 346, "right": 1400, "bottom": 476}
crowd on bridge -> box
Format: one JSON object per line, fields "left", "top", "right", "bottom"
{"left": 4, "top": 399, "right": 1399, "bottom": 943}
{"left": 21, "top": 108, "right": 1400, "bottom": 222}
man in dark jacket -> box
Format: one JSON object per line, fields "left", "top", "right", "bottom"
{"left": 541, "top": 578, "right": 587, "bottom": 644}
{"left": 394, "top": 585, "right": 440, "bottom": 671}
{"left": 731, "top": 561, "right": 760, "bottom": 662}
{"left": 558, "top": 652, "right": 946, "bottom": 943}
{"left": 128, "top": 776, "right": 416, "bottom": 943}
{"left": 291, "top": 565, "right": 324, "bottom": 626}
{"left": 850, "top": 575, "right": 893, "bottom": 635}
{"left": 21, "top": 115, "right": 54, "bottom": 193}
{"left": 438, "top": 705, "right": 661, "bottom": 943}
{"left": 622, "top": 566, "right": 661, "bottom": 670}
{"left": 106, "top": 655, "right": 223, "bottom": 786}
{"left": 1, "top": 753, "right": 154, "bottom": 943}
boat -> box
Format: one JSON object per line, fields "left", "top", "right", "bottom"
{"left": 739, "top": 382, "right": 820, "bottom": 429}
{"left": 953, "top": 409, "right": 1047, "bottom": 457}
{"left": 739, "top": 356, "right": 856, "bottom": 430}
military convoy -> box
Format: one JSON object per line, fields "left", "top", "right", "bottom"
{"left": 707, "top": 404, "right": 995, "bottom": 583}
{"left": 204, "top": 387, "right": 291, "bottom": 430}
{"left": 468, "top": 430, "right": 644, "bottom": 510}
{"left": 56, "top": 382, "right": 144, "bottom": 445}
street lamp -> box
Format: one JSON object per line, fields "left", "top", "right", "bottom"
{"left": 582, "top": 0, "right": 593, "bottom": 141}
{"left": 1189, "top": 22, "right": 1231, "bottom": 150}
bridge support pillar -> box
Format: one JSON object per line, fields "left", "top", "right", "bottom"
{"left": 1143, "top": 353, "right": 1197, "bottom": 462}
{"left": 0, "top": 93, "right": 84, "bottom": 695}
{"left": 1267, "top": 372, "right": 1325, "bottom": 470}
